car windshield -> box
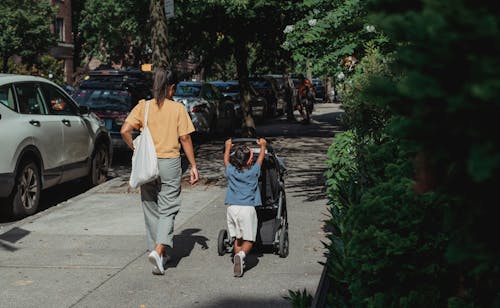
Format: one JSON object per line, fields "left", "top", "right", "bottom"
{"left": 175, "top": 84, "right": 201, "bottom": 97}
{"left": 312, "top": 79, "right": 323, "bottom": 86}
{"left": 274, "top": 78, "right": 285, "bottom": 88}
{"left": 73, "top": 89, "right": 131, "bottom": 112}
{"left": 218, "top": 84, "right": 240, "bottom": 93}
{"left": 249, "top": 80, "right": 269, "bottom": 89}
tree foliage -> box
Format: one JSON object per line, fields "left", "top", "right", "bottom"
{"left": 284, "top": 0, "right": 388, "bottom": 77}
{"left": 0, "top": 0, "right": 57, "bottom": 72}
{"left": 295, "top": 0, "right": 500, "bottom": 306}
{"left": 79, "top": 0, "right": 149, "bottom": 66}
{"left": 168, "top": 0, "right": 301, "bottom": 134}
{"left": 368, "top": 1, "right": 500, "bottom": 305}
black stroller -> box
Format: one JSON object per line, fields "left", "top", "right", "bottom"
{"left": 217, "top": 138, "right": 289, "bottom": 258}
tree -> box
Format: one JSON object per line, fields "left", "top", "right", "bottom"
{"left": 367, "top": 1, "right": 500, "bottom": 305}
{"left": 169, "top": 0, "right": 301, "bottom": 136}
{"left": 150, "top": 0, "right": 170, "bottom": 68}
{"left": 0, "top": 0, "right": 57, "bottom": 72}
{"left": 284, "top": 0, "right": 389, "bottom": 78}
{"left": 79, "top": 0, "right": 149, "bottom": 67}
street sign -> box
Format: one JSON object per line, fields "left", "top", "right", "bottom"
{"left": 165, "top": 0, "right": 174, "bottom": 19}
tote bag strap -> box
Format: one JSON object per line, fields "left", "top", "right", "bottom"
{"left": 144, "top": 100, "right": 151, "bottom": 127}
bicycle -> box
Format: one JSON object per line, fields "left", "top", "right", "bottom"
{"left": 297, "top": 88, "right": 314, "bottom": 124}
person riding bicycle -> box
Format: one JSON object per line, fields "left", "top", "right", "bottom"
{"left": 296, "top": 74, "right": 314, "bottom": 122}
{"left": 298, "top": 74, "right": 313, "bottom": 99}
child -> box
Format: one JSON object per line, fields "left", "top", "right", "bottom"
{"left": 224, "top": 138, "right": 267, "bottom": 277}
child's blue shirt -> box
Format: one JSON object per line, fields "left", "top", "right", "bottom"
{"left": 224, "top": 163, "right": 262, "bottom": 206}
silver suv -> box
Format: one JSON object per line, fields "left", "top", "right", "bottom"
{"left": 0, "top": 74, "right": 112, "bottom": 218}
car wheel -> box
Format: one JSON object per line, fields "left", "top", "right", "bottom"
{"left": 209, "top": 117, "right": 217, "bottom": 135}
{"left": 11, "top": 161, "right": 41, "bottom": 218}
{"left": 272, "top": 101, "right": 278, "bottom": 117}
{"left": 89, "top": 143, "right": 109, "bottom": 186}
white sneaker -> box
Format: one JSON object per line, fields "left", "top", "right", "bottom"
{"left": 233, "top": 254, "right": 244, "bottom": 277}
{"left": 148, "top": 251, "right": 164, "bottom": 275}
{"left": 151, "top": 254, "right": 172, "bottom": 275}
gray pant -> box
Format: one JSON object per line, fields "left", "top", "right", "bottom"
{"left": 140, "top": 157, "right": 181, "bottom": 250}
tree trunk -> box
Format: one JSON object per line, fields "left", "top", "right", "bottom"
{"left": 150, "top": 0, "right": 170, "bottom": 68}
{"left": 326, "top": 76, "right": 332, "bottom": 103}
{"left": 235, "top": 38, "right": 256, "bottom": 137}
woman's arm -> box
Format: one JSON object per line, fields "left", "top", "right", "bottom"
{"left": 180, "top": 134, "right": 199, "bottom": 185}
{"left": 224, "top": 139, "right": 232, "bottom": 166}
{"left": 120, "top": 121, "right": 139, "bottom": 150}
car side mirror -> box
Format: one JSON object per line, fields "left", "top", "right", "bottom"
{"left": 79, "top": 105, "right": 90, "bottom": 114}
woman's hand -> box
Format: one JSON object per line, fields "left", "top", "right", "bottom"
{"left": 190, "top": 165, "right": 199, "bottom": 185}
{"left": 120, "top": 121, "right": 137, "bottom": 150}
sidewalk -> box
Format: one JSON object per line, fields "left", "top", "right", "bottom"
{"left": 0, "top": 178, "right": 325, "bottom": 308}
{"left": 0, "top": 104, "right": 340, "bottom": 307}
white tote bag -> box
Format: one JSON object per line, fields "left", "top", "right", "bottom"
{"left": 129, "top": 100, "right": 159, "bottom": 188}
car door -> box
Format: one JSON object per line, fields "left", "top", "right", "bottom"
{"left": 200, "top": 84, "right": 217, "bottom": 122}
{"left": 211, "top": 85, "right": 234, "bottom": 127}
{"left": 40, "top": 83, "right": 92, "bottom": 178}
{"left": 13, "top": 82, "right": 64, "bottom": 184}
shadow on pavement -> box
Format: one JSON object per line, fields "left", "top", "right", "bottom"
{"left": 201, "top": 297, "right": 289, "bottom": 307}
{"left": 166, "top": 228, "right": 209, "bottom": 268}
{"left": 0, "top": 150, "right": 131, "bottom": 224}
{"left": 0, "top": 226, "right": 30, "bottom": 251}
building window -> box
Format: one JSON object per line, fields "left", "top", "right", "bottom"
{"left": 55, "top": 18, "right": 64, "bottom": 42}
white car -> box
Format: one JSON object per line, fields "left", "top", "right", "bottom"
{"left": 173, "top": 81, "right": 217, "bottom": 134}
{"left": 0, "top": 74, "right": 112, "bottom": 218}
{"left": 173, "top": 81, "right": 237, "bottom": 135}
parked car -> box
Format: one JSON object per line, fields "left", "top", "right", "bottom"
{"left": 312, "top": 78, "right": 325, "bottom": 103}
{"left": 84, "top": 69, "right": 153, "bottom": 92}
{"left": 0, "top": 74, "right": 112, "bottom": 218}
{"left": 74, "top": 69, "right": 152, "bottom": 150}
{"left": 248, "top": 76, "right": 284, "bottom": 117}
{"left": 263, "top": 74, "right": 296, "bottom": 115}
{"left": 210, "top": 80, "right": 243, "bottom": 121}
{"left": 173, "top": 81, "right": 236, "bottom": 135}
{"left": 210, "top": 80, "right": 267, "bottom": 120}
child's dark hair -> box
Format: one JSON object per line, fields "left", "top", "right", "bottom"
{"left": 230, "top": 145, "right": 252, "bottom": 170}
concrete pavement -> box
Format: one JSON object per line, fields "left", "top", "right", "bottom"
{"left": 0, "top": 103, "right": 343, "bottom": 308}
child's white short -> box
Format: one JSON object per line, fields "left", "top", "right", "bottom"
{"left": 226, "top": 205, "right": 257, "bottom": 242}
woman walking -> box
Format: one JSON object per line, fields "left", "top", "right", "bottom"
{"left": 121, "top": 68, "right": 199, "bottom": 275}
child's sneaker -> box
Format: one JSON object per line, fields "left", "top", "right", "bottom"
{"left": 233, "top": 253, "right": 244, "bottom": 277}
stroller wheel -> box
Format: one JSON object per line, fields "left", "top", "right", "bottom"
{"left": 278, "top": 227, "right": 289, "bottom": 258}
{"left": 217, "top": 229, "right": 228, "bottom": 256}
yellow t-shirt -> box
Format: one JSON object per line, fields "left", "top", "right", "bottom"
{"left": 125, "top": 99, "right": 195, "bottom": 158}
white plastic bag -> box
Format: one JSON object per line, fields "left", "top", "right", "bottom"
{"left": 129, "top": 100, "right": 159, "bottom": 188}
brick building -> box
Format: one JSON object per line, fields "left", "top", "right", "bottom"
{"left": 48, "top": 0, "right": 74, "bottom": 84}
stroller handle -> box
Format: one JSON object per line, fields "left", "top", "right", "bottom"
{"left": 231, "top": 138, "right": 260, "bottom": 143}
{"left": 228, "top": 138, "right": 274, "bottom": 152}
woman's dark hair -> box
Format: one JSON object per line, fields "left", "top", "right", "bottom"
{"left": 153, "top": 67, "right": 178, "bottom": 107}
{"left": 230, "top": 145, "right": 252, "bottom": 170}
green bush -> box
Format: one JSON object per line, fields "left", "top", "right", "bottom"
{"left": 366, "top": 0, "right": 500, "bottom": 305}
{"left": 324, "top": 130, "right": 359, "bottom": 307}
{"left": 344, "top": 141, "right": 453, "bottom": 307}
{"left": 306, "top": 0, "right": 499, "bottom": 306}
